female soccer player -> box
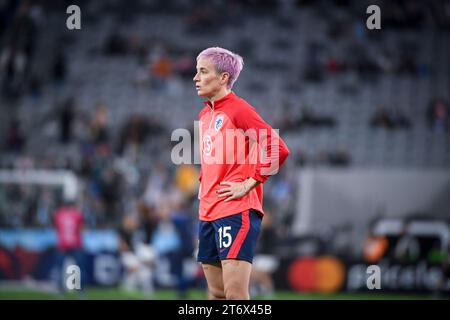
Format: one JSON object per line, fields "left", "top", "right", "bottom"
{"left": 193, "top": 47, "right": 290, "bottom": 299}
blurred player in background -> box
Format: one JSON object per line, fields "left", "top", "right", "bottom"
{"left": 193, "top": 47, "right": 290, "bottom": 300}
{"left": 250, "top": 210, "right": 280, "bottom": 299}
{"left": 118, "top": 215, "right": 156, "bottom": 297}
{"left": 53, "top": 199, "right": 85, "bottom": 293}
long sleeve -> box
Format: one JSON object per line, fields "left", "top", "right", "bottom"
{"left": 232, "top": 105, "right": 290, "bottom": 183}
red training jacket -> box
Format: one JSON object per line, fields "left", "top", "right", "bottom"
{"left": 197, "top": 91, "right": 290, "bottom": 221}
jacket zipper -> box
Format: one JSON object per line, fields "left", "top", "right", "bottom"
{"left": 208, "top": 105, "right": 215, "bottom": 130}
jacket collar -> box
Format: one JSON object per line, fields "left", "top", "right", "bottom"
{"left": 203, "top": 91, "right": 235, "bottom": 110}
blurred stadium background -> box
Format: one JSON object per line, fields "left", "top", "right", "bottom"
{"left": 1, "top": 0, "right": 450, "bottom": 300}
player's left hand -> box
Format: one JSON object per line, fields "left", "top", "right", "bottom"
{"left": 217, "top": 181, "right": 251, "bottom": 202}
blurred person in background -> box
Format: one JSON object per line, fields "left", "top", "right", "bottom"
{"left": 4, "top": 115, "right": 26, "bottom": 154}
{"left": 89, "top": 103, "right": 111, "bottom": 151}
{"left": 53, "top": 199, "right": 85, "bottom": 294}
{"left": 427, "top": 98, "right": 449, "bottom": 132}
{"left": 250, "top": 210, "right": 279, "bottom": 299}
{"left": 167, "top": 193, "right": 196, "bottom": 299}
{"left": 58, "top": 96, "right": 76, "bottom": 145}
{"left": 118, "top": 214, "right": 156, "bottom": 297}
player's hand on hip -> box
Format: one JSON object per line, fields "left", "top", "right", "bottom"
{"left": 216, "top": 178, "right": 260, "bottom": 202}
{"left": 217, "top": 181, "right": 250, "bottom": 202}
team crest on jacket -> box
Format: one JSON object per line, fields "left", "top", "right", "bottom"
{"left": 214, "top": 115, "right": 224, "bottom": 131}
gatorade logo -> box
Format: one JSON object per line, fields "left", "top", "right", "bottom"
{"left": 287, "top": 256, "right": 345, "bottom": 293}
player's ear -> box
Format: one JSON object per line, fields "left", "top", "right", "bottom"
{"left": 220, "top": 72, "right": 230, "bottom": 86}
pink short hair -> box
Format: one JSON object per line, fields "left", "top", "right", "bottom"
{"left": 196, "top": 47, "right": 244, "bottom": 89}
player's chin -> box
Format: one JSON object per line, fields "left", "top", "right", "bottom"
{"left": 197, "top": 90, "right": 208, "bottom": 97}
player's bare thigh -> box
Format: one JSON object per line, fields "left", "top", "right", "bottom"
{"left": 221, "top": 259, "right": 252, "bottom": 300}
{"left": 201, "top": 262, "right": 225, "bottom": 300}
